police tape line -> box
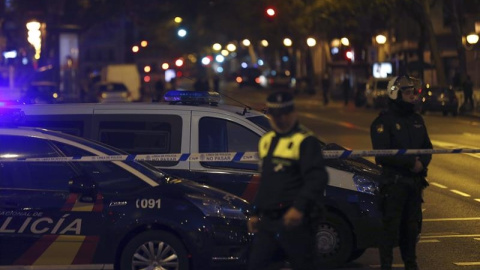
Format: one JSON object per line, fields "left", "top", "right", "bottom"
{"left": 1, "top": 148, "right": 480, "bottom": 162}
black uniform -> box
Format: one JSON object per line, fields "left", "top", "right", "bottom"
{"left": 249, "top": 122, "right": 329, "bottom": 270}
{"left": 370, "top": 100, "right": 432, "bottom": 270}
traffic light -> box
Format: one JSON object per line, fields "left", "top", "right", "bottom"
{"left": 266, "top": 7, "right": 276, "bottom": 17}
{"left": 345, "top": 50, "right": 354, "bottom": 62}
{"left": 265, "top": 7, "right": 276, "bottom": 21}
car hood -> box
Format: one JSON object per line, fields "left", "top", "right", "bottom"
{"left": 164, "top": 176, "right": 251, "bottom": 210}
{"left": 323, "top": 143, "right": 382, "bottom": 180}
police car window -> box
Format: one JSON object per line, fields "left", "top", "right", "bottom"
{"left": 247, "top": 115, "right": 271, "bottom": 132}
{"left": 97, "top": 115, "right": 182, "bottom": 167}
{"left": 53, "top": 142, "right": 150, "bottom": 194}
{"left": 0, "top": 135, "right": 75, "bottom": 191}
{"left": 199, "top": 117, "right": 259, "bottom": 170}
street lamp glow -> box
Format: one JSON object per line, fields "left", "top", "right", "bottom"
{"left": 215, "top": 55, "right": 225, "bottom": 63}
{"left": 177, "top": 28, "right": 187, "bottom": 38}
{"left": 162, "top": 63, "right": 169, "bottom": 70}
{"left": 242, "top": 39, "right": 251, "bottom": 46}
{"left": 306, "top": 37, "right": 316, "bottom": 47}
{"left": 226, "top": 43, "right": 236, "bottom": 52}
{"left": 141, "top": 40, "right": 148, "bottom": 47}
{"left": 331, "top": 39, "right": 341, "bottom": 47}
{"left": 466, "top": 33, "right": 479, "bottom": 45}
{"left": 144, "top": 65, "right": 151, "bottom": 73}
{"left": 261, "top": 40, "right": 269, "bottom": 47}
{"left": 283, "top": 38, "right": 292, "bottom": 47}
{"left": 201, "top": 56, "right": 211, "bottom": 65}
{"left": 221, "top": 49, "right": 229, "bottom": 56}
{"left": 375, "top": 34, "right": 387, "bottom": 45}
{"left": 26, "top": 21, "right": 41, "bottom": 31}
{"left": 174, "top": 17, "right": 182, "bottom": 24}
{"left": 340, "top": 37, "right": 350, "bottom": 46}
{"left": 175, "top": 58, "right": 184, "bottom": 67}
{"left": 132, "top": 46, "right": 139, "bottom": 53}
{"left": 212, "top": 43, "right": 222, "bottom": 51}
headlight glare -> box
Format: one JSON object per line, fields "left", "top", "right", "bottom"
{"left": 186, "top": 194, "right": 246, "bottom": 220}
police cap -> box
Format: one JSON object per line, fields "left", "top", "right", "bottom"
{"left": 266, "top": 91, "right": 295, "bottom": 116}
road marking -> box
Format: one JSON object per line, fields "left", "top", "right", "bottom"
{"left": 418, "top": 239, "right": 440, "bottom": 243}
{"left": 431, "top": 140, "right": 480, "bottom": 159}
{"left": 430, "top": 182, "right": 448, "bottom": 189}
{"left": 423, "top": 217, "right": 480, "bottom": 222}
{"left": 474, "top": 238, "right": 480, "bottom": 241}
{"left": 450, "top": 189, "right": 471, "bottom": 197}
{"left": 421, "top": 234, "right": 480, "bottom": 238}
{"left": 454, "top": 262, "right": 480, "bottom": 266}
{"left": 475, "top": 199, "right": 480, "bottom": 203}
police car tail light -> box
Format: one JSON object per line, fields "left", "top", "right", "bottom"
{"left": 186, "top": 194, "right": 246, "bottom": 220}
{"left": 353, "top": 175, "right": 379, "bottom": 195}
{"left": 163, "top": 90, "right": 221, "bottom": 105}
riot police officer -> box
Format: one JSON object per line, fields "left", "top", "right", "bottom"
{"left": 370, "top": 76, "right": 432, "bottom": 270}
{"left": 247, "top": 91, "right": 329, "bottom": 270}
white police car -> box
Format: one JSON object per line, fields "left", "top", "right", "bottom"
{"left": 6, "top": 91, "right": 383, "bottom": 267}
{"left": 0, "top": 108, "right": 250, "bottom": 270}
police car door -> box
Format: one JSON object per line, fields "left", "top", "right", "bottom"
{"left": 0, "top": 134, "right": 99, "bottom": 266}
{"left": 190, "top": 111, "right": 264, "bottom": 202}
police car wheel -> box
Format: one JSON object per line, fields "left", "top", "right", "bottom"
{"left": 119, "top": 231, "right": 189, "bottom": 270}
{"left": 314, "top": 213, "right": 353, "bottom": 268}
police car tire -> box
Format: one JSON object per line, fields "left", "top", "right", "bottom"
{"left": 315, "top": 213, "right": 353, "bottom": 268}
{"left": 119, "top": 230, "right": 189, "bottom": 270}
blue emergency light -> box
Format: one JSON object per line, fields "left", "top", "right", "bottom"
{"left": 0, "top": 108, "right": 25, "bottom": 125}
{"left": 163, "top": 90, "right": 221, "bottom": 105}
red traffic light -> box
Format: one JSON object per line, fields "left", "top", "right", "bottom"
{"left": 345, "top": 50, "right": 354, "bottom": 61}
{"left": 266, "top": 7, "right": 276, "bottom": 17}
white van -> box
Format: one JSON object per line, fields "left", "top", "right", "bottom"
{"left": 10, "top": 91, "right": 383, "bottom": 268}
{"left": 101, "top": 64, "right": 141, "bottom": 101}
{"left": 365, "top": 77, "right": 392, "bottom": 108}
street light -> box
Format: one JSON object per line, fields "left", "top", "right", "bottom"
{"left": 466, "top": 33, "right": 479, "bottom": 46}
{"left": 375, "top": 34, "right": 387, "bottom": 45}
{"left": 283, "top": 38, "right": 292, "bottom": 47}
{"left": 306, "top": 37, "right": 316, "bottom": 47}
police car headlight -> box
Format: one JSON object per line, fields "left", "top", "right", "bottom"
{"left": 186, "top": 194, "right": 247, "bottom": 220}
{"left": 353, "top": 175, "right": 379, "bottom": 195}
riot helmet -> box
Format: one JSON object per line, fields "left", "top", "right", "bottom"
{"left": 387, "top": 76, "right": 421, "bottom": 100}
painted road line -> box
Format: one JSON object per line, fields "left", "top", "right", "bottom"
{"left": 431, "top": 139, "right": 480, "bottom": 159}
{"left": 450, "top": 189, "right": 471, "bottom": 197}
{"left": 454, "top": 262, "right": 480, "bottom": 266}
{"left": 474, "top": 238, "right": 480, "bottom": 241}
{"left": 418, "top": 239, "right": 440, "bottom": 243}
{"left": 430, "top": 182, "right": 448, "bottom": 189}
{"left": 423, "top": 217, "right": 480, "bottom": 222}
{"left": 421, "top": 234, "right": 480, "bottom": 239}
{"left": 475, "top": 199, "right": 480, "bottom": 203}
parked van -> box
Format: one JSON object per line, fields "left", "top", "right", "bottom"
{"left": 101, "top": 64, "right": 141, "bottom": 101}
{"left": 9, "top": 91, "right": 383, "bottom": 268}
{"left": 365, "top": 77, "right": 392, "bottom": 109}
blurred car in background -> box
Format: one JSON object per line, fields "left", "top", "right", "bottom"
{"left": 365, "top": 77, "right": 391, "bottom": 109}
{"left": 94, "top": 82, "right": 130, "bottom": 103}
{"left": 235, "top": 67, "right": 266, "bottom": 88}
{"left": 21, "top": 81, "right": 61, "bottom": 104}
{"left": 419, "top": 85, "right": 458, "bottom": 116}
{"left": 267, "top": 70, "right": 296, "bottom": 88}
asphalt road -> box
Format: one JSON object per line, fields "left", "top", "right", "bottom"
{"left": 220, "top": 82, "right": 480, "bottom": 270}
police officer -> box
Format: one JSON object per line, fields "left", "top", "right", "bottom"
{"left": 370, "top": 76, "right": 432, "bottom": 270}
{"left": 248, "top": 91, "right": 329, "bottom": 270}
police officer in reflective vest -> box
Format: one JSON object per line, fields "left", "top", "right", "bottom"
{"left": 248, "top": 91, "right": 329, "bottom": 270}
{"left": 370, "top": 76, "right": 432, "bottom": 270}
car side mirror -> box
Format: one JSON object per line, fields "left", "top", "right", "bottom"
{"left": 69, "top": 175, "right": 97, "bottom": 203}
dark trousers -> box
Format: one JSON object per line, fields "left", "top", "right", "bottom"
{"left": 248, "top": 214, "right": 316, "bottom": 270}
{"left": 378, "top": 177, "right": 423, "bottom": 270}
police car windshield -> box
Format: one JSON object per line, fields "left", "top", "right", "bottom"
{"left": 41, "top": 129, "right": 166, "bottom": 181}
{"left": 247, "top": 115, "right": 271, "bottom": 131}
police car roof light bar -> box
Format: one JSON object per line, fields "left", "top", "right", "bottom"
{"left": 163, "top": 90, "right": 221, "bottom": 105}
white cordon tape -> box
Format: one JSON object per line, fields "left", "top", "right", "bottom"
{"left": 1, "top": 148, "right": 480, "bottom": 162}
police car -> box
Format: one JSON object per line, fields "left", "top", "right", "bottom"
{"left": 6, "top": 91, "right": 383, "bottom": 267}
{"left": 0, "top": 108, "right": 250, "bottom": 270}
